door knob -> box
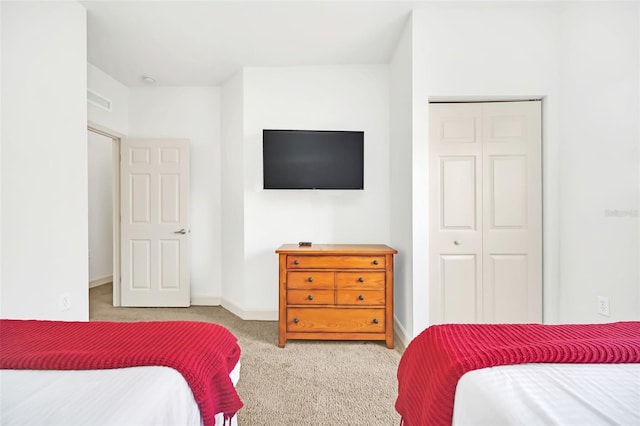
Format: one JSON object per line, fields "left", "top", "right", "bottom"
{"left": 174, "top": 228, "right": 188, "bottom": 235}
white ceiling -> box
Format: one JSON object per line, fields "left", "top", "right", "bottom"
{"left": 82, "top": 1, "right": 415, "bottom": 87}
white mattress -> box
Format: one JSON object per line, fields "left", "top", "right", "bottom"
{"left": 452, "top": 363, "right": 640, "bottom": 425}
{"left": 0, "top": 362, "right": 240, "bottom": 426}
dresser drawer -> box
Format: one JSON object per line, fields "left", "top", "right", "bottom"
{"left": 336, "top": 289, "right": 385, "bottom": 306}
{"left": 336, "top": 272, "right": 385, "bottom": 289}
{"left": 287, "top": 255, "right": 385, "bottom": 270}
{"left": 287, "top": 289, "right": 334, "bottom": 305}
{"left": 287, "top": 271, "right": 334, "bottom": 289}
{"left": 287, "top": 307, "right": 385, "bottom": 333}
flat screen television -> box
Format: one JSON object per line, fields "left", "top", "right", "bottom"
{"left": 263, "top": 129, "right": 364, "bottom": 190}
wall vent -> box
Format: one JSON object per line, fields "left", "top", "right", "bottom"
{"left": 87, "top": 89, "right": 112, "bottom": 112}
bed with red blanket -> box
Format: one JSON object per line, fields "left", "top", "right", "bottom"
{"left": 0, "top": 319, "right": 243, "bottom": 426}
{"left": 395, "top": 322, "right": 640, "bottom": 425}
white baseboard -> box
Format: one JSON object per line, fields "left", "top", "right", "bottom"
{"left": 221, "top": 298, "right": 278, "bottom": 321}
{"left": 190, "top": 296, "right": 222, "bottom": 306}
{"left": 89, "top": 275, "right": 113, "bottom": 288}
{"left": 393, "top": 315, "right": 410, "bottom": 352}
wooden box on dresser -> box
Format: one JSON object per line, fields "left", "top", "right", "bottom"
{"left": 276, "top": 244, "right": 397, "bottom": 349}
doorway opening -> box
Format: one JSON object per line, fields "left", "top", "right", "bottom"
{"left": 88, "top": 123, "right": 122, "bottom": 308}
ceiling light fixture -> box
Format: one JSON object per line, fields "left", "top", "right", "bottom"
{"left": 142, "top": 75, "right": 156, "bottom": 84}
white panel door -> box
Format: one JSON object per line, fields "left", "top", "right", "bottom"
{"left": 429, "top": 103, "right": 483, "bottom": 323}
{"left": 120, "top": 139, "right": 190, "bottom": 307}
{"left": 429, "top": 101, "right": 541, "bottom": 324}
{"left": 483, "top": 101, "right": 542, "bottom": 323}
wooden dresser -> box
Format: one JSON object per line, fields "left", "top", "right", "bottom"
{"left": 276, "top": 244, "right": 396, "bottom": 348}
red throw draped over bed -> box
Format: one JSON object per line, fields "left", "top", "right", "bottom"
{"left": 395, "top": 321, "right": 640, "bottom": 426}
{"left": 0, "top": 319, "right": 243, "bottom": 426}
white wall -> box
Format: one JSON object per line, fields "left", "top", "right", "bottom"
{"left": 88, "top": 131, "right": 113, "bottom": 284}
{"left": 1, "top": 1, "right": 88, "bottom": 320}
{"left": 389, "top": 18, "right": 414, "bottom": 344}
{"left": 128, "top": 87, "right": 222, "bottom": 303}
{"left": 220, "top": 71, "right": 246, "bottom": 311}
{"left": 87, "top": 63, "right": 129, "bottom": 135}
{"left": 237, "top": 65, "right": 391, "bottom": 317}
{"left": 399, "top": 1, "right": 640, "bottom": 338}
{"left": 557, "top": 2, "right": 639, "bottom": 323}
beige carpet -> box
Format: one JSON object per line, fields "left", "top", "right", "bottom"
{"left": 90, "top": 284, "right": 402, "bottom": 425}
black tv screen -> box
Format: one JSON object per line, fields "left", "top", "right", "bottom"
{"left": 263, "top": 129, "right": 364, "bottom": 190}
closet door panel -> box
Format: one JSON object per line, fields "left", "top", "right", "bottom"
{"left": 429, "top": 103, "right": 483, "bottom": 324}
{"left": 482, "top": 101, "right": 542, "bottom": 323}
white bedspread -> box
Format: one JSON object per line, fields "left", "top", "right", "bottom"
{"left": 0, "top": 362, "right": 240, "bottom": 426}
{"left": 452, "top": 363, "right": 640, "bottom": 425}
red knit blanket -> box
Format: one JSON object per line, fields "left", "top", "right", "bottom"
{"left": 0, "top": 319, "right": 243, "bottom": 426}
{"left": 395, "top": 321, "right": 640, "bottom": 426}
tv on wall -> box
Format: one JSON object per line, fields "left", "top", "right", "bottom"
{"left": 263, "top": 129, "right": 364, "bottom": 190}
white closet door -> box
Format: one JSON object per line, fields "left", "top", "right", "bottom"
{"left": 120, "top": 138, "right": 191, "bottom": 307}
{"left": 482, "top": 101, "right": 542, "bottom": 323}
{"left": 429, "top": 103, "right": 483, "bottom": 324}
{"left": 429, "top": 101, "right": 542, "bottom": 324}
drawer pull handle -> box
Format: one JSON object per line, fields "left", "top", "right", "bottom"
{"left": 293, "top": 259, "right": 300, "bottom": 265}
{"left": 307, "top": 276, "right": 314, "bottom": 283}
{"left": 358, "top": 295, "right": 364, "bottom": 301}
{"left": 358, "top": 277, "right": 365, "bottom": 283}
{"left": 372, "top": 318, "right": 379, "bottom": 324}
{"left": 373, "top": 260, "right": 379, "bottom": 265}
{"left": 308, "top": 294, "right": 314, "bottom": 301}
{"left": 293, "top": 317, "right": 300, "bottom": 324}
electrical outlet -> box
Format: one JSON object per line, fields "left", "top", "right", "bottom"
{"left": 59, "top": 293, "right": 71, "bottom": 311}
{"left": 597, "top": 296, "right": 610, "bottom": 317}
